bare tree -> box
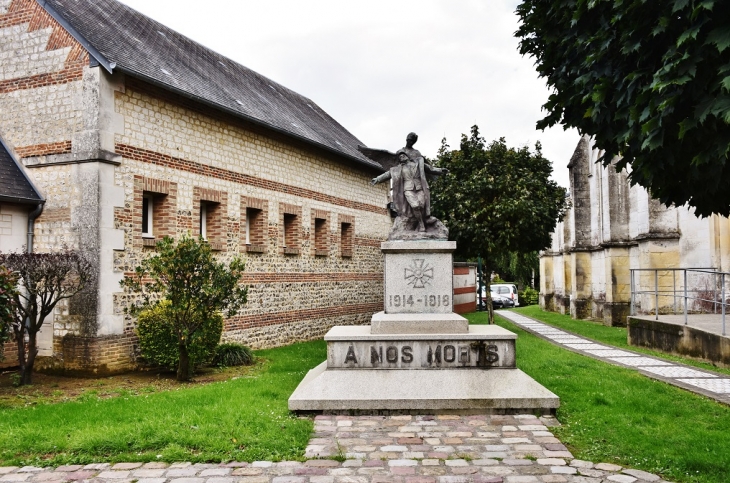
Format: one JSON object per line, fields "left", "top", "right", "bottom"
{"left": 0, "top": 249, "right": 92, "bottom": 385}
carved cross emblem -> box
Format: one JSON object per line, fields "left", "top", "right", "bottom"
{"left": 404, "top": 259, "right": 433, "bottom": 288}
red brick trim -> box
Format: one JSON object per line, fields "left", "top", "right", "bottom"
{"left": 453, "top": 266, "right": 471, "bottom": 275}
{"left": 36, "top": 207, "right": 70, "bottom": 223}
{"left": 240, "top": 272, "right": 381, "bottom": 284}
{"left": 193, "top": 187, "right": 227, "bottom": 251}
{"left": 0, "top": 1, "right": 88, "bottom": 95}
{"left": 14, "top": 141, "right": 72, "bottom": 158}
{"left": 225, "top": 302, "right": 382, "bottom": 331}
{"left": 280, "top": 203, "right": 302, "bottom": 255}
{"left": 453, "top": 301, "right": 476, "bottom": 314}
{"left": 340, "top": 216, "right": 355, "bottom": 258}
{"left": 454, "top": 286, "right": 476, "bottom": 295}
{"left": 115, "top": 143, "right": 387, "bottom": 216}
{"left": 240, "top": 196, "right": 268, "bottom": 253}
{"left": 0, "top": 66, "right": 84, "bottom": 94}
{"left": 355, "top": 236, "right": 381, "bottom": 248}
{"left": 312, "top": 209, "right": 330, "bottom": 257}
{"left": 0, "top": 0, "right": 35, "bottom": 29}
{"left": 129, "top": 175, "right": 178, "bottom": 248}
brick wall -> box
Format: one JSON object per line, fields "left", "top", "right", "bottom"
{"left": 35, "top": 333, "right": 139, "bottom": 375}
{"left": 1, "top": 0, "right": 392, "bottom": 375}
{"left": 111, "top": 77, "right": 391, "bottom": 366}
{"left": 0, "top": 340, "right": 19, "bottom": 369}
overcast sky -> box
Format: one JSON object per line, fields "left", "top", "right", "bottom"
{"left": 117, "top": 0, "right": 578, "bottom": 188}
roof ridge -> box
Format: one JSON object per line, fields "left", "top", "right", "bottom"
{"left": 40, "top": 0, "right": 382, "bottom": 172}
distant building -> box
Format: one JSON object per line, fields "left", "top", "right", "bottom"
{"left": 540, "top": 136, "right": 730, "bottom": 326}
{"left": 0, "top": 0, "right": 391, "bottom": 374}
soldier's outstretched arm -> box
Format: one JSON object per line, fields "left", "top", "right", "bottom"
{"left": 424, "top": 163, "right": 448, "bottom": 176}
{"left": 371, "top": 171, "right": 392, "bottom": 185}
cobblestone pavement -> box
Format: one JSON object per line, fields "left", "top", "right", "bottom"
{"left": 0, "top": 414, "right": 671, "bottom": 483}
{"left": 497, "top": 311, "right": 730, "bottom": 405}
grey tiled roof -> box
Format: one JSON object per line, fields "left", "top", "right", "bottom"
{"left": 0, "top": 137, "right": 43, "bottom": 204}
{"left": 41, "top": 0, "right": 381, "bottom": 171}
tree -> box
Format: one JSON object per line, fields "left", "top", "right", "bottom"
{"left": 0, "top": 266, "right": 18, "bottom": 362}
{"left": 121, "top": 235, "right": 247, "bottom": 381}
{"left": 0, "top": 249, "right": 92, "bottom": 385}
{"left": 431, "top": 126, "right": 568, "bottom": 322}
{"left": 492, "top": 251, "right": 540, "bottom": 289}
{"left": 515, "top": 0, "right": 730, "bottom": 217}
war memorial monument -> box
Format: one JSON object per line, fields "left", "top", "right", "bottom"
{"left": 289, "top": 134, "right": 558, "bottom": 413}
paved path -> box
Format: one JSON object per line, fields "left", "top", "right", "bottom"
{"left": 0, "top": 414, "right": 670, "bottom": 483}
{"left": 497, "top": 310, "right": 730, "bottom": 405}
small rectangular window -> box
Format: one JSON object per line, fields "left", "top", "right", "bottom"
{"left": 284, "top": 213, "right": 296, "bottom": 248}
{"left": 341, "top": 221, "right": 353, "bottom": 258}
{"left": 241, "top": 199, "right": 267, "bottom": 254}
{"left": 142, "top": 195, "right": 154, "bottom": 238}
{"left": 314, "top": 217, "right": 328, "bottom": 257}
{"left": 280, "top": 203, "right": 301, "bottom": 255}
{"left": 200, "top": 202, "right": 208, "bottom": 240}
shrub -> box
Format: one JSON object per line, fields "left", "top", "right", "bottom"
{"left": 519, "top": 287, "right": 539, "bottom": 306}
{"left": 0, "top": 266, "right": 18, "bottom": 361}
{"left": 121, "top": 235, "right": 247, "bottom": 381}
{"left": 212, "top": 343, "right": 255, "bottom": 368}
{"left": 136, "top": 300, "right": 223, "bottom": 372}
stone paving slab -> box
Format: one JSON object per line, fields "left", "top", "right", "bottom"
{"left": 0, "top": 415, "right": 671, "bottom": 483}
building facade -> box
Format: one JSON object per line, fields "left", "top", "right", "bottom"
{"left": 0, "top": 0, "right": 392, "bottom": 374}
{"left": 541, "top": 136, "right": 730, "bottom": 326}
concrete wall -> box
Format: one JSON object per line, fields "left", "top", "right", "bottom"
{"left": 540, "top": 135, "right": 730, "bottom": 326}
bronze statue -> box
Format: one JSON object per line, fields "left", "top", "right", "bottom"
{"left": 360, "top": 132, "right": 449, "bottom": 240}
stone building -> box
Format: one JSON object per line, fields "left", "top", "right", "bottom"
{"left": 0, "top": 0, "right": 392, "bottom": 374}
{"left": 540, "top": 136, "right": 730, "bottom": 326}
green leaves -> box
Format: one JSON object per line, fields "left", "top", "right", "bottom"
{"left": 120, "top": 235, "right": 248, "bottom": 381}
{"left": 430, "top": 125, "right": 568, "bottom": 273}
{"left": 516, "top": 0, "right": 730, "bottom": 216}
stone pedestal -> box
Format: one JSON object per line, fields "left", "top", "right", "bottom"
{"left": 289, "top": 240, "right": 559, "bottom": 413}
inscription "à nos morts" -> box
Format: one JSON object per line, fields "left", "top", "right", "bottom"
{"left": 328, "top": 340, "right": 515, "bottom": 369}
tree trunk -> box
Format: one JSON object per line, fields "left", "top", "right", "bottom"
{"left": 484, "top": 258, "right": 495, "bottom": 324}
{"left": 23, "top": 331, "right": 38, "bottom": 385}
{"left": 14, "top": 326, "right": 27, "bottom": 386}
{"left": 177, "top": 340, "right": 191, "bottom": 382}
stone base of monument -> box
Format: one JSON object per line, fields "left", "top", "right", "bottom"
{"left": 288, "top": 240, "right": 559, "bottom": 414}
{"left": 288, "top": 324, "right": 559, "bottom": 414}
{"left": 288, "top": 361, "right": 557, "bottom": 414}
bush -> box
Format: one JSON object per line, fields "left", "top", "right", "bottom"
{"left": 0, "top": 266, "right": 18, "bottom": 361}
{"left": 136, "top": 300, "right": 223, "bottom": 372}
{"left": 212, "top": 343, "right": 255, "bottom": 368}
{"left": 519, "top": 287, "right": 539, "bottom": 306}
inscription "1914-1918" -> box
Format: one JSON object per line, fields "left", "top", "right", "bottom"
{"left": 388, "top": 294, "right": 450, "bottom": 308}
{"left": 340, "top": 342, "right": 500, "bottom": 368}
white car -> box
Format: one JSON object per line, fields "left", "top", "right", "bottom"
{"left": 490, "top": 284, "right": 519, "bottom": 307}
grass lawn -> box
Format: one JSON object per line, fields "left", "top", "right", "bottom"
{"left": 2, "top": 311, "right": 730, "bottom": 483}
{"left": 512, "top": 305, "right": 730, "bottom": 376}
{"left": 0, "top": 340, "right": 326, "bottom": 466}
{"left": 467, "top": 311, "right": 730, "bottom": 483}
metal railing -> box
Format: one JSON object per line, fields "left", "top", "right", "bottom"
{"left": 630, "top": 267, "right": 728, "bottom": 335}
